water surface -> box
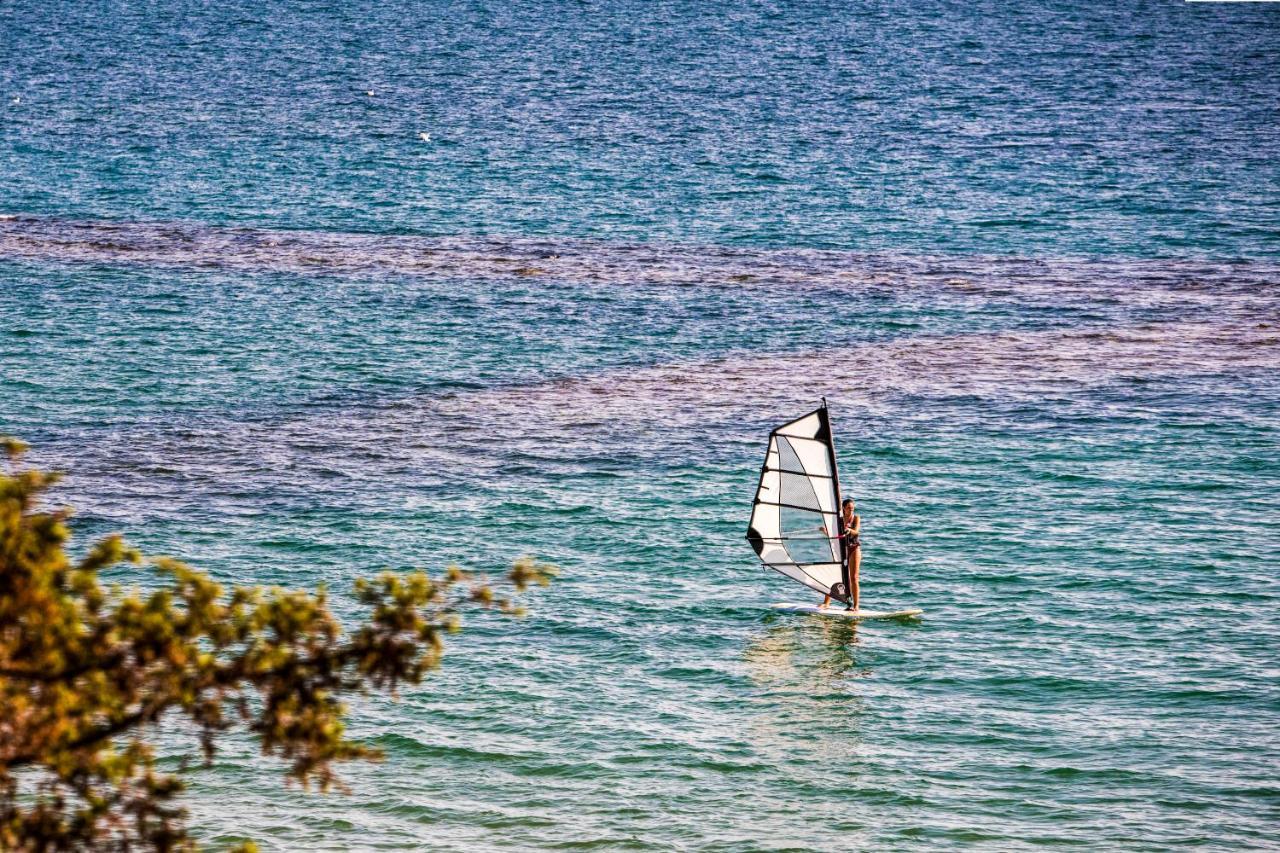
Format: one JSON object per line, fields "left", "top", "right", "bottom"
{"left": 2, "top": 0, "right": 1279, "bottom": 849}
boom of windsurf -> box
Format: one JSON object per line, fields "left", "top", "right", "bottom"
{"left": 745, "top": 400, "right": 921, "bottom": 620}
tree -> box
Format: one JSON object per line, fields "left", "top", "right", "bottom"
{"left": 0, "top": 438, "right": 554, "bottom": 851}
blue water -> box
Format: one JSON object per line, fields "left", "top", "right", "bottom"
{"left": 4, "top": 0, "right": 1280, "bottom": 255}
{"left": 3, "top": 1, "right": 1280, "bottom": 849}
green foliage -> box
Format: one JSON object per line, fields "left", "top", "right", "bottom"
{"left": 0, "top": 439, "right": 555, "bottom": 851}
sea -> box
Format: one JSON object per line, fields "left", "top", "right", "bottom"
{"left": 2, "top": 1, "right": 1279, "bottom": 849}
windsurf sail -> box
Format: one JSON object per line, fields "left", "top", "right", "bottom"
{"left": 745, "top": 402, "right": 850, "bottom": 603}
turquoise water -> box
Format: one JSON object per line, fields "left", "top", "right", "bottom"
{"left": 3, "top": 1, "right": 1280, "bottom": 849}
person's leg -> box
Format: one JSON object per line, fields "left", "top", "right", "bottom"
{"left": 842, "top": 550, "right": 853, "bottom": 610}
{"left": 820, "top": 593, "right": 831, "bottom": 609}
{"left": 852, "top": 546, "right": 861, "bottom": 610}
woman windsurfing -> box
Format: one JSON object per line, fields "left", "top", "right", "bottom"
{"left": 821, "top": 498, "right": 861, "bottom": 610}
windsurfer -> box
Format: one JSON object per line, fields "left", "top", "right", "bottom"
{"left": 821, "top": 498, "right": 861, "bottom": 610}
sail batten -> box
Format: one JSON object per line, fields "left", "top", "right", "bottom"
{"left": 746, "top": 404, "right": 849, "bottom": 603}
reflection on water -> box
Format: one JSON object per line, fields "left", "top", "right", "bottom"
{"left": 742, "top": 616, "right": 872, "bottom": 771}
{"left": 744, "top": 616, "right": 873, "bottom": 687}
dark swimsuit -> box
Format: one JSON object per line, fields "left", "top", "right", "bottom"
{"left": 842, "top": 515, "right": 861, "bottom": 551}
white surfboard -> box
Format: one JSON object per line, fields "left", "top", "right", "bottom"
{"left": 770, "top": 602, "right": 923, "bottom": 620}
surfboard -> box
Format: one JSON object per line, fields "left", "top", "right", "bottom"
{"left": 770, "top": 602, "right": 922, "bottom": 620}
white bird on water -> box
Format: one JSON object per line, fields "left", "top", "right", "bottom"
{"left": 418, "top": 132, "right": 431, "bottom": 142}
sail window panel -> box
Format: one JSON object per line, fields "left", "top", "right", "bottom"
{"left": 778, "top": 470, "right": 822, "bottom": 510}
{"left": 778, "top": 505, "right": 838, "bottom": 565}
{"left": 774, "top": 436, "right": 801, "bottom": 474}
{"left": 776, "top": 437, "right": 837, "bottom": 516}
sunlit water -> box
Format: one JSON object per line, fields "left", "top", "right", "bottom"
{"left": 3, "top": 0, "right": 1280, "bottom": 849}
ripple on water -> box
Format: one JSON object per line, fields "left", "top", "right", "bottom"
{"left": 3, "top": 220, "right": 1278, "bottom": 848}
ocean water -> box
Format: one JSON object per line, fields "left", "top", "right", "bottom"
{"left": 3, "top": 1, "right": 1280, "bottom": 850}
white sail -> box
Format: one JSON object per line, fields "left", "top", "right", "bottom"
{"left": 746, "top": 404, "right": 849, "bottom": 602}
